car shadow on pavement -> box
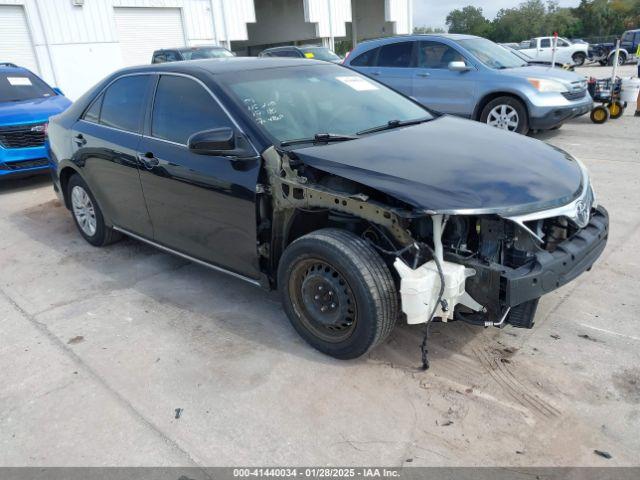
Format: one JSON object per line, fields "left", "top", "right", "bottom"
{"left": 8, "top": 197, "right": 489, "bottom": 371}
{"left": 0, "top": 173, "right": 51, "bottom": 195}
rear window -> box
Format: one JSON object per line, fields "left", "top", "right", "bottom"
{"left": 0, "top": 72, "right": 56, "bottom": 103}
{"left": 300, "top": 47, "right": 340, "bottom": 61}
{"left": 180, "top": 47, "right": 234, "bottom": 60}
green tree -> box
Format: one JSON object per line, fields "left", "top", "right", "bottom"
{"left": 445, "top": 6, "right": 493, "bottom": 37}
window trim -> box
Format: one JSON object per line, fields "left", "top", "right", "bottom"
{"left": 77, "top": 71, "right": 257, "bottom": 156}
{"left": 79, "top": 73, "right": 153, "bottom": 135}
{"left": 376, "top": 40, "right": 416, "bottom": 68}
{"left": 146, "top": 72, "right": 253, "bottom": 151}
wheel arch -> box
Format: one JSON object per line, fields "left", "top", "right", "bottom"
{"left": 59, "top": 165, "right": 82, "bottom": 210}
{"left": 473, "top": 91, "right": 530, "bottom": 121}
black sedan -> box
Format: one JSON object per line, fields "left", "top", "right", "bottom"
{"left": 47, "top": 58, "right": 608, "bottom": 362}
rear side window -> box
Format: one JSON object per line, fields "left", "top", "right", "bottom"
{"left": 99, "top": 75, "right": 150, "bottom": 133}
{"left": 151, "top": 75, "right": 232, "bottom": 145}
{"left": 350, "top": 47, "right": 378, "bottom": 67}
{"left": 83, "top": 94, "right": 103, "bottom": 123}
{"left": 376, "top": 42, "right": 414, "bottom": 67}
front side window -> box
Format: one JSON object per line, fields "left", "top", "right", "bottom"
{"left": 0, "top": 72, "right": 56, "bottom": 103}
{"left": 376, "top": 42, "right": 414, "bottom": 67}
{"left": 540, "top": 38, "right": 551, "bottom": 48}
{"left": 220, "top": 64, "right": 430, "bottom": 143}
{"left": 99, "top": 75, "right": 150, "bottom": 133}
{"left": 418, "top": 41, "right": 465, "bottom": 69}
{"left": 151, "top": 75, "right": 232, "bottom": 145}
{"left": 622, "top": 31, "right": 633, "bottom": 42}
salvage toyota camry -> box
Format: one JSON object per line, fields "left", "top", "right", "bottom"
{"left": 47, "top": 58, "right": 608, "bottom": 364}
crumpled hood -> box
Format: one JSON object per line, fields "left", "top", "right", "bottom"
{"left": 291, "top": 116, "right": 583, "bottom": 215}
{"left": 0, "top": 95, "right": 71, "bottom": 126}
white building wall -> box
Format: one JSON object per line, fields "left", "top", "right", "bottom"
{"left": 0, "top": 0, "right": 256, "bottom": 99}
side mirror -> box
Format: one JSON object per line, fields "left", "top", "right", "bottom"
{"left": 53, "top": 87, "right": 64, "bottom": 96}
{"left": 188, "top": 127, "right": 253, "bottom": 158}
{"left": 448, "top": 61, "right": 471, "bottom": 72}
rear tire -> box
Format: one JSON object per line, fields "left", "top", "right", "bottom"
{"left": 572, "top": 52, "right": 586, "bottom": 67}
{"left": 480, "top": 96, "right": 529, "bottom": 135}
{"left": 67, "top": 174, "right": 121, "bottom": 247}
{"left": 608, "top": 53, "right": 626, "bottom": 66}
{"left": 278, "top": 228, "right": 398, "bottom": 359}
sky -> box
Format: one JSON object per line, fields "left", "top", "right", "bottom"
{"left": 413, "top": 0, "right": 582, "bottom": 30}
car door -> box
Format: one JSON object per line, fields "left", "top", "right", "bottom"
{"left": 412, "top": 40, "right": 477, "bottom": 116}
{"left": 137, "top": 74, "right": 262, "bottom": 279}
{"left": 364, "top": 41, "right": 415, "bottom": 96}
{"left": 71, "top": 74, "right": 154, "bottom": 238}
{"left": 535, "top": 38, "right": 554, "bottom": 61}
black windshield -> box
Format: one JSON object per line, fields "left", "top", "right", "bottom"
{"left": 0, "top": 71, "right": 56, "bottom": 102}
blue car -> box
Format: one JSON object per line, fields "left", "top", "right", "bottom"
{"left": 0, "top": 63, "right": 71, "bottom": 178}
{"left": 344, "top": 34, "right": 593, "bottom": 135}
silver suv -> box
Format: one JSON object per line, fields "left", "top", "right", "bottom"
{"left": 344, "top": 34, "right": 593, "bottom": 134}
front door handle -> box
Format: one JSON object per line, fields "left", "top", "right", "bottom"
{"left": 416, "top": 72, "right": 430, "bottom": 78}
{"left": 370, "top": 71, "right": 381, "bottom": 76}
{"left": 137, "top": 152, "right": 159, "bottom": 169}
{"left": 73, "top": 133, "right": 86, "bottom": 146}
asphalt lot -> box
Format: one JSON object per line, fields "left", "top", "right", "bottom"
{"left": 1, "top": 64, "right": 639, "bottom": 467}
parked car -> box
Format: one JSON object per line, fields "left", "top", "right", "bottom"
{"left": 519, "top": 36, "right": 588, "bottom": 66}
{"left": 500, "top": 42, "right": 522, "bottom": 50}
{"left": 259, "top": 45, "right": 341, "bottom": 62}
{"left": 502, "top": 45, "right": 576, "bottom": 71}
{"left": 152, "top": 45, "right": 234, "bottom": 64}
{"left": 0, "top": 63, "right": 71, "bottom": 179}
{"left": 344, "top": 34, "right": 592, "bottom": 135}
{"left": 47, "top": 58, "right": 608, "bottom": 360}
{"left": 588, "top": 29, "right": 640, "bottom": 66}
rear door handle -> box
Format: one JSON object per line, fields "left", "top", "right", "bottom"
{"left": 73, "top": 133, "right": 86, "bottom": 146}
{"left": 370, "top": 71, "right": 381, "bottom": 76}
{"left": 137, "top": 152, "right": 159, "bottom": 169}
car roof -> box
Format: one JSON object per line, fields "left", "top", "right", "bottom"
{"left": 0, "top": 63, "right": 30, "bottom": 73}
{"left": 123, "top": 57, "right": 327, "bottom": 75}
{"left": 154, "top": 45, "right": 228, "bottom": 53}
{"left": 360, "top": 33, "right": 479, "bottom": 45}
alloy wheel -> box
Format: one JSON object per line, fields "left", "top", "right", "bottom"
{"left": 487, "top": 104, "right": 520, "bottom": 131}
{"left": 71, "top": 185, "right": 97, "bottom": 236}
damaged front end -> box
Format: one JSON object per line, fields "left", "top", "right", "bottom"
{"left": 260, "top": 146, "right": 609, "bottom": 332}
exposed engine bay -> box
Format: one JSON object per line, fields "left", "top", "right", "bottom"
{"left": 259, "top": 146, "right": 607, "bottom": 338}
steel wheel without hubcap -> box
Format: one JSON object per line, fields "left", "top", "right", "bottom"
{"left": 289, "top": 258, "right": 357, "bottom": 343}
{"left": 71, "top": 185, "right": 97, "bottom": 237}
{"left": 487, "top": 104, "right": 520, "bottom": 131}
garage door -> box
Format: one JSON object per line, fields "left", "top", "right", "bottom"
{"left": 0, "top": 5, "right": 39, "bottom": 73}
{"left": 114, "top": 7, "right": 186, "bottom": 67}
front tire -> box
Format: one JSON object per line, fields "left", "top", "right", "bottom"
{"left": 67, "top": 174, "right": 121, "bottom": 247}
{"left": 608, "top": 101, "right": 624, "bottom": 119}
{"left": 278, "top": 229, "right": 398, "bottom": 359}
{"left": 572, "top": 52, "right": 586, "bottom": 66}
{"left": 608, "top": 53, "right": 626, "bottom": 66}
{"left": 480, "top": 96, "right": 529, "bottom": 135}
{"left": 590, "top": 105, "right": 610, "bottom": 124}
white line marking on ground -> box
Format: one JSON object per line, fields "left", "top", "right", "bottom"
{"left": 579, "top": 324, "right": 640, "bottom": 342}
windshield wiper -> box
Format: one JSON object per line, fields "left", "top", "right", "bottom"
{"left": 280, "top": 133, "right": 358, "bottom": 147}
{"left": 356, "top": 116, "right": 432, "bottom": 136}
